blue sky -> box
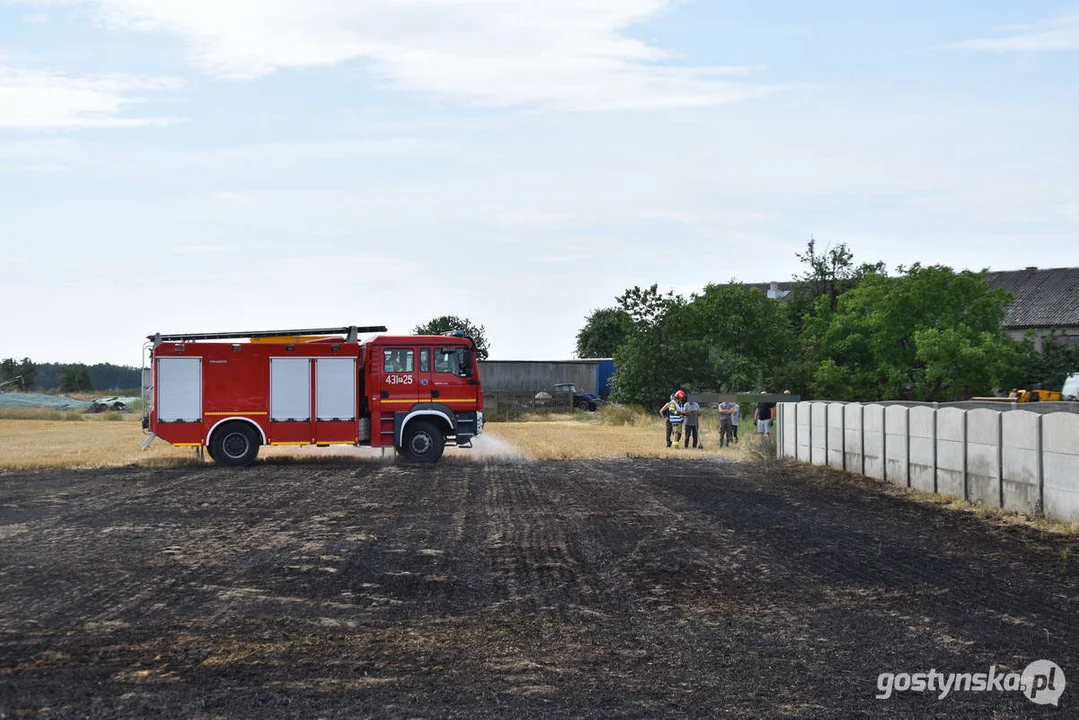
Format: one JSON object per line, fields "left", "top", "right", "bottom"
{"left": 2, "top": 0, "right": 1077, "bottom": 364}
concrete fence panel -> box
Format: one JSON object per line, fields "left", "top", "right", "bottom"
{"left": 908, "top": 406, "right": 936, "bottom": 493}
{"left": 884, "top": 406, "right": 910, "bottom": 486}
{"left": 780, "top": 401, "right": 1079, "bottom": 525}
{"left": 863, "top": 404, "right": 886, "bottom": 481}
{"left": 844, "top": 403, "right": 865, "bottom": 475}
{"left": 827, "top": 403, "right": 846, "bottom": 470}
{"left": 1001, "top": 411, "right": 1041, "bottom": 515}
{"left": 1042, "top": 413, "right": 1079, "bottom": 523}
{"left": 811, "top": 403, "right": 828, "bottom": 466}
{"left": 781, "top": 402, "right": 797, "bottom": 458}
{"left": 796, "top": 402, "right": 813, "bottom": 462}
{"left": 936, "top": 408, "right": 966, "bottom": 498}
{"left": 966, "top": 409, "right": 1002, "bottom": 507}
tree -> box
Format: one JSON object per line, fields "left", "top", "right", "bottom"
{"left": 17, "top": 358, "right": 38, "bottom": 390}
{"left": 801, "top": 265, "right": 1023, "bottom": 401}
{"left": 0, "top": 358, "right": 35, "bottom": 391}
{"left": 575, "top": 308, "right": 631, "bottom": 358}
{"left": 0, "top": 358, "right": 17, "bottom": 385}
{"left": 608, "top": 286, "right": 702, "bottom": 407}
{"left": 58, "top": 364, "right": 94, "bottom": 393}
{"left": 789, "top": 238, "right": 886, "bottom": 322}
{"left": 1022, "top": 332, "right": 1079, "bottom": 391}
{"left": 413, "top": 316, "right": 490, "bottom": 354}
{"left": 616, "top": 284, "right": 681, "bottom": 327}
{"left": 691, "top": 283, "right": 797, "bottom": 392}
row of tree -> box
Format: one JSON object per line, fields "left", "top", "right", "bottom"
{"left": 575, "top": 241, "right": 1079, "bottom": 408}
{"left": 0, "top": 359, "right": 141, "bottom": 394}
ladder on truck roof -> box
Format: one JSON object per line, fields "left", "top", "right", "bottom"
{"left": 148, "top": 326, "right": 387, "bottom": 344}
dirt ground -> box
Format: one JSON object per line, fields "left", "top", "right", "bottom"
{"left": 1, "top": 457, "right": 1076, "bottom": 718}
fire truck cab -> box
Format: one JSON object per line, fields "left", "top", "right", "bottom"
{"left": 142, "top": 326, "right": 485, "bottom": 465}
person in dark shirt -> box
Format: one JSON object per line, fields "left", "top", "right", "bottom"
{"left": 754, "top": 392, "right": 775, "bottom": 436}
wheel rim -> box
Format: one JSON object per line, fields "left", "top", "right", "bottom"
{"left": 410, "top": 431, "right": 433, "bottom": 456}
{"left": 222, "top": 432, "right": 249, "bottom": 459}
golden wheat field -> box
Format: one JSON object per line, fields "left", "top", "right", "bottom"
{"left": 0, "top": 416, "right": 193, "bottom": 470}
{"left": 0, "top": 410, "right": 772, "bottom": 470}
{"left": 484, "top": 420, "right": 763, "bottom": 461}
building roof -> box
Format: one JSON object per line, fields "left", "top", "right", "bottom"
{"left": 983, "top": 267, "right": 1079, "bottom": 329}
{"left": 717, "top": 268, "right": 1079, "bottom": 330}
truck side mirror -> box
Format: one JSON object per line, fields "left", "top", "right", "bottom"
{"left": 461, "top": 350, "right": 474, "bottom": 378}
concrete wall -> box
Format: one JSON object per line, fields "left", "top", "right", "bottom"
{"left": 1001, "top": 411, "right": 1041, "bottom": 515}
{"left": 827, "top": 403, "right": 845, "bottom": 471}
{"left": 781, "top": 400, "right": 797, "bottom": 458}
{"left": 908, "top": 406, "right": 936, "bottom": 493}
{"left": 810, "top": 403, "right": 827, "bottom": 465}
{"left": 843, "top": 404, "right": 864, "bottom": 475}
{"left": 884, "top": 406, "right": 909, "bottom": 486}
{"left": 796, "top": 402, "right": 812, "bottom": 462}
{"left": 936, "top": 408, "right": 966, "bottom": 499}
{"left": 776, "top": 401, "right": 1079, "bottom": 524}
{"left": 1043, "top": 413, "right": 1079, "bottom": 522}
{"left": 863, "top": 405, "right": 885, "bottom": 481}
{"left": 966, "top": 409, "right": 1002, "bottom": 507}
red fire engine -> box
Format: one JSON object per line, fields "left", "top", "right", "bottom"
{"left": 141, "top": 326, "right": 485, "bottom": 465}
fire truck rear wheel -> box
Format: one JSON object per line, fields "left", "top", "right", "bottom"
{"left": 210, "top": 422, "right": 260, "bottom": 467}
{"left": 400, "top": 420, "right": 445, "bottom": 464}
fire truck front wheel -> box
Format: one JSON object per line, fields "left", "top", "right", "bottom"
{"left": 400, "top": 420, "right": 446, "bottom": 464}
{"left": 209, "top": 422, "right": 260, "bottom": 467}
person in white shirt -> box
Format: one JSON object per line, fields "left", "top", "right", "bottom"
{"left": 682, "top": 397, "right": 701, "bottom": 448}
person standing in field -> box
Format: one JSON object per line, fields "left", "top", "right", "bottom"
{"left": 730, "top": 400, "right": 740, "bottom": 443}
{"left": 754, "top": 392, "right": 775, "bottom": 435}
{"left": 660, "top": 390, "right": 686, "bottom": 447}
{"left": 682, "top": 395, "right": 701, "bottom": 448}
{"left": 718, "top": 398, "right": 736, "bottom": 447}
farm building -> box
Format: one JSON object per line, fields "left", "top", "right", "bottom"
{"left": 740, "top": 267, "right": 1079, "bottom": 349}
{"left": 479, "top": 359, "right": 616, "bottom": 397}
{"left": 983, "top": 267, "right": 1079, "bottom": 349}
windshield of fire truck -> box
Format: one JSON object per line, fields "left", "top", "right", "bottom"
{"left": 434, "top": 348, "right": 468, "bottom": 376}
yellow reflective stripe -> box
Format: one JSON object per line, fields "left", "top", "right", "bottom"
{"left": 173, "top": 443, "right": 202, "bottom": 447}
{"left": 205, "top": 411, "right": 268, "bottom": 416}
{"left": 270, "top": 442, "right": 311, "bottom": 446}
{"left": 379, "top": 398, "right": 474, "bottom": 404}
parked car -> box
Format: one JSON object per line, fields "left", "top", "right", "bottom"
{"left": 553, "top": 383, "right": 605, "bottom": 411}
{"left": 1063, "top": 372, "right": 1079, "bottom": 401}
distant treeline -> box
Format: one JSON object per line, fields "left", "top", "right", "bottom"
{"left": 38, "top": 363, "right": 141, "bottom": 392}
{"left": 2, "top": 359, "right": 141, "bottom": 393}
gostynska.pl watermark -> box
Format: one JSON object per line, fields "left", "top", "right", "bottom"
{"left": 876, "top": 660, "right": 1065, "bottom": 706}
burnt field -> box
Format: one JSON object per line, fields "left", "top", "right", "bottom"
{"left": 1, "top": 458, "right": 1076, "bottom": 718}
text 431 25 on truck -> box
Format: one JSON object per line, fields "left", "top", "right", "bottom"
{"left": 141, "top": 326, "right": 485, "bottom": 465}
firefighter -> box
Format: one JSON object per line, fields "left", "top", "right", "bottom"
{"left": 660, "top": 390, "right": 686, "bottom": 447}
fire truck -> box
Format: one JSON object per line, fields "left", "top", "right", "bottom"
{"left": 141, "top": 326, "right": 485, "bottom": 465}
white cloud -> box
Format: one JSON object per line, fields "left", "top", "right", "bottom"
{"left": 170, "top": 244, "right": 235, "bottom": 255}
{"left": 63, "top": 0, "right": 770, "bottom": 110}
{"left": 0, "top": 66, "right": 185, "bottom": 129}
{"left": 957, "top": 11, "right": 1079, "bottom": 51}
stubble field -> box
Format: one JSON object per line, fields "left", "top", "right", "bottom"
{"left": 1, "top": 416, "right": 1075, "bottom": 717}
